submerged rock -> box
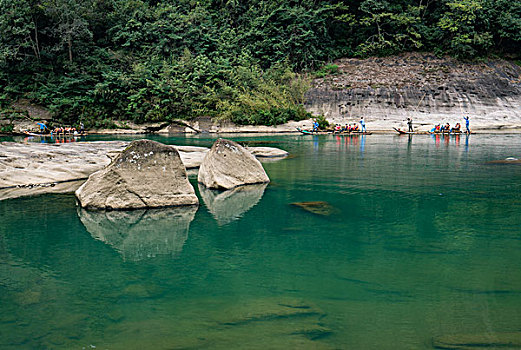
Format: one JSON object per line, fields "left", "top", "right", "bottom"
{"left": 432, "top": 332, "right": 521, "bottom": 349}
{"left": 99, "top": 296, "right": 333, "bottom": 349}
{"left": 75, "top": 139, "right": 198, "bottom": 209}
{"left": 485, "top": 157, "right": 521, "bottom": 165}
{"left": 198, "top": 183, "right": 268, "bottom": 225}
{"left": 291, "top": 326, "right": 333, "bottom": 341}
{"left": 290, "top": 201, "right": 338, "bottom": 216}
{"left": 13, "top": 289, "right": 41, "bottom": 306}
{"left": 78, "top": 205, "right": 197, "bottom": 261}
{"left": 198, "top": 138, "right": 270, "bottom": 190}
{"left": 218, "top": 297, "right": 325, "bottom": 326}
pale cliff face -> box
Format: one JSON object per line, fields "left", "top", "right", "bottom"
{"left": 305, "top": 53, "right": 521, "bottom": 131}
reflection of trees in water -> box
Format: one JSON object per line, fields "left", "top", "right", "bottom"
{"left": 199, "top": 183, "right": 268, "bottom": 226}
{"left": 78, "top": 206, "right": 198, "bottom": 261}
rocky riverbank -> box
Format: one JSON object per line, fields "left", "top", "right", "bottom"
{"left": 0, "top": 141, "right": 288, "bottom": 200}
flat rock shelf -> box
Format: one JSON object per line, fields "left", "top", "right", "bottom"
{"left": 0, "top": 141, "right": 288, "bottom": 200}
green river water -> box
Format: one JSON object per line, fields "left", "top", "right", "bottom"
{"left": 1, "top": 133, "right": 521, "bottom": 349}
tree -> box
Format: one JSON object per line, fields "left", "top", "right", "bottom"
{"left": 482, "top": 0, "right": 521, "bottom": 54}
{"left": 238, "top": 1, "right": 347, "bottom": 69}
{"left": 437, "top": 0, "right": 492, "bottom": 58}
{"left": 0, "top": 0, "right": 42, "bottom": 63}
{"left": 43, "top": 0, "right": 93, "bottom": 62}
{"left": 354, "top": 0, "right": 423, "bottom": 56}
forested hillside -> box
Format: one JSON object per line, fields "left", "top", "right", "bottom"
{"left": 1, "top": 0, "right": 520, "bottom": 128}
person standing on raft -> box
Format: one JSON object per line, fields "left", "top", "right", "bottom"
{"left": 312, "top": 119, "right": 319, "bottom": 133}
{"left": 360, "top": 117, "right": 366, "bottom": 132}
{"left": 36, "top": 122, "right": 47, "bottom": 134}
{"left": 464, "top": 116, "right": 470, "bottom": 133}
{"left": 407, "top": 118, "right": 413, "bottom": 132}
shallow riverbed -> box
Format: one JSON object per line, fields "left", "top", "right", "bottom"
{"left": 1, "top": 133, "right": 521, "bottom": 349}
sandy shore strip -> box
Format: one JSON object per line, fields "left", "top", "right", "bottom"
{"left": 85, "top": 116, "right": 521, "bottom": 135}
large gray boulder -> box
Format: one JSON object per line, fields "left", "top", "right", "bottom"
{"left": 198, "top": 138, "right": 270, "bottom": 190}
{"left": 75, "top": 139, "right": 198, "bottom": 209}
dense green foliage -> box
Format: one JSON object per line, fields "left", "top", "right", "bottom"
{"left": 0, "top": 0, "right": 519, "bottom": 127}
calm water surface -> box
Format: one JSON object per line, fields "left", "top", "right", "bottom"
{"left": 1, "top": 133, "right": 521, "bottom": 349}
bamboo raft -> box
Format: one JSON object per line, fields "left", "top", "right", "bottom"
{"left": 296, "top": 127, "right": 372, "bottom": 135}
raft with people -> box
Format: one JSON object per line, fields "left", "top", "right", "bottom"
{"left": 394, "top": 120, "right": 472, "bottom": 135}
{"left": 23, "top": 127, "right": 86, "bottom": 138}
{"left": 393, "top": 128, "right": 470, "bottom": 135}
{"left": 22, "top": 122, "right": 87, "bottom": 138}
{"left": 296, "top": 127, "right": 372, "bottom": 135}
{"left": 23, "top": 131, "right": 85, "bottom": 137}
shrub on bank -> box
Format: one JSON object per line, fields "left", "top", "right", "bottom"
{"left": 230, "top": 107, "right": 311, "bottom": 126}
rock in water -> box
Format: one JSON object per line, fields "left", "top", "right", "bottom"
{"left": 75, "top": 139, "right": 198, "bottom": 209}
{"left": 198, "top": 138, "right": 270, "bottom": 190}
{"left": 245, "top": 147, "right": 289, "bottom": 159}
{"left": 290, "top": 201, "right": 337, "bottom": 216}
{"left": 432, "top": 332, "right": 521, "bottom": 349}
{"left": 485, "top": 158, "right": 521, "bottom": 165}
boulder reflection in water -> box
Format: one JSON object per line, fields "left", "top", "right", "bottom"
{"left": 198, "top": 183, "right": 268, "bottom": 226}
{"left": 78, "top": 206, "right": 198, "bottom": 261}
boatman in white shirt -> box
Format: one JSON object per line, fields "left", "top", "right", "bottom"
{"left": 360, "top": 117, "right": 366, "bottom": 132}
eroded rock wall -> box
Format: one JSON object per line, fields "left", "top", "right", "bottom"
{"left": 305, "top": 53, "right": 521, "bottom": 130}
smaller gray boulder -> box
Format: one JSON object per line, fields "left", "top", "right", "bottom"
{"left": 76, "top": 139, "right": 198, "bottom": 209}
{"left": 198, "top": 139, "right": 270, "bottom": 190}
